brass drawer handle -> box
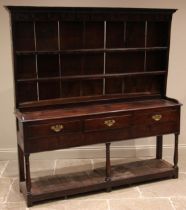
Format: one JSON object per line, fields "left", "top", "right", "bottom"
{"left": 104, "top": 119, "right": 116, "bottom": 127}
{"left": 51, "top": 124, "right": 64, "bottom": 132}
{"left": 152, "top": 114, "right": 162, "bottom": 121}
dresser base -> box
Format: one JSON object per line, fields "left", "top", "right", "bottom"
{"left": 20, "top": 158, "right": 178, "bottom": 206}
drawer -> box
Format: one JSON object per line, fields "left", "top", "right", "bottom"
{"left": 132, "top": 122, "right": 179, "bottom": 138}
{"left": 133, "top": 108, "right": 179, "bottom": 125}
{"left": 26, "top": 120, "right": 82, "bottom": 138}
{"left": 26, "top": 133, "right": 83, "bottom": 153}
{"left": 132, "top": 107, "right": 180, "bottom": 137}
{"left": 84, "top": 114, "right": 131, "bottom": 132}
{"left": 84, "top": 128, "right": 131, "bottom": 145}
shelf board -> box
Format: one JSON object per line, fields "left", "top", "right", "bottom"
{"left": 16, "top": 71, "right": 166, "bottom": 82}
{"left": 15, "top": 47, "right": 168, "bottom": 55}
{"left": 20, "top": 159, "right": 176, "bottom": 203}
{"left": 18, "top": 93, "right": 161, "bottom": 110}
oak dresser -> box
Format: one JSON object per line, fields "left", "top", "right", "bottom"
{"left": 7, "top": 6, "right": 181, "bottom": 207}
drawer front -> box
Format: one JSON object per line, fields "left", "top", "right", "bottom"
{"left": 26, "top": 133, "right": 83, "bottom": 153}
{"left": 132, "top": 108, "right": 180, "bottom": 137}
{"left": 84, "top": 114, "right": 131, "bottom": 132}
{"left": 26, "top": 128, "right": 131, "bottom": 153}
{"left": 132, "top": 122, "right": 179, "bottom": 138}
{"left": 26, "top": 120, "right": 82, "bottom": 138}
{"left": 84, "top": 128, "right": 131, "bottom": 145}
{"left": 133, "top": 108, "right": 179, "bottom": 125}
{"left": 23, "top": 106, "right": 180, "bottom": 153}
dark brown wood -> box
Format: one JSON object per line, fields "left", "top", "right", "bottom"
{"left": 24, "top": 154, "right": 32, "bottom": 207}
{"left": 19, "top": 159, "right": 176, "bottom": 204}
{"left": 15, "top": 46, "right": 168, "bottom": 56}
{"left": 7, "top": 6, "right": 181, "bottom": 207}
{"left": 16, "top": 99, "right": 180, "bottom": 122}
{"left": 17, "top": 144, "right": 25, "bottom": 184}
{"left": 174, "top": 133, "right": 179, "bottom": 168}
{"left": 84, "top": 114, "right": 131, "bottom": 132}
{"left": 26, "top": 120, "right": 82, "bottom": 138}
{"left": 25, "top": 154, "right": 31, "bottom": 191}
{"left": 156, "top": 136, "right": 163, "bottom": 159}
{"left": 105, "top": 143, "right": 111, "bottom": 182}
{"left": 8, "top": 6, "right": 176, "bottom": 107}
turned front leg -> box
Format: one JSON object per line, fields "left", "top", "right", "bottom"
{"left": 17, "top": 144, "right": 25, "bottom": 184}
{"left": 174, "top": 133, "right": 179, "bottom": 169}
{"left": 25, "top": 154, "right": 32, "bottom": 207}
{"left": 156, "top": 135, "right": 163, "bottom": 159}
{"left": 105, "top": 142, "right": 111, "bottom": 182}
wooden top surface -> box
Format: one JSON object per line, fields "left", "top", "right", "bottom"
{"left": 16, "top": 98, "right": 180, "bottom": 122}
{"left": 6, "top": 6, "right": 177, "bottom": 14}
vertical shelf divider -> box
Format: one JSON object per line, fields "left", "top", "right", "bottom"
{"left": 33, "top": 21, "right": 39, "bottom": 101}
{"left": 103, "top": 21, "right": 106, "bottom": 95}
{"left": 144, "top": 20, "right": 148, "bottom": 72}
{"left": 58, "top": 20, "right": 62, "bottom": 98}
{"left": 122, "top": 22, "right": 127, "bottom": 94}
{"left": 80, "top": 22, "right": 86, "bottom": 97}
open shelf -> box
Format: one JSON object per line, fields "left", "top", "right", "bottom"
{"left": 14, "top": 22, "right": 35, "bottom": 51}
{"left": 147, "top": 21, "right": 169, "bottom": 47}
{"left": 13, "top": 19, "right": 169, "bottom": 53}
{"left": 61, "top": 79, "right": 103, "bottom": 98}
{"left": 105, "top": 78, "right": 123, "bottom": 94}
{"left": 106, "top": 51, "right": 145, "bottom": 73}
{"left": 15, "top": 47, "right": 168, "bottom": 55}
{"left": 17, "top": 81, "right": 38, "bottom": 103}
{"left": 37, "top": 54, "right": 60, "bottom": 78}
{"left": 20, "top": 159, "right": 176, "bottom": 203}
{"left": 16, "top": 54, "right": 36, "bottom": 79}
{"left": 124, "top": 75, "right": 164, "bottom": 94}
{"left": 60, "top": 53, "right": 104, "bottom": 76}
{"left": 35, "top": 21, "right": 59, "bottom": 51}
{"left": 38, "top": 80, "right": 61, "bottom": 100}
{"left": 60, "top": 21, "right": 104, "bottom": 49}
{"left": 146, "top": 51, "right": 167, "bottom": 71}
{"left": 106, "top": 21, "right": 146, "bottom": 48}
{"left": 16, "top": 71, "right": 167, "bottom": 82}
{"left": 13, "top": 18, "right": 170, "bottom": 107}
{"left": 16, "top": 72, "right": 165, "bottom": 103}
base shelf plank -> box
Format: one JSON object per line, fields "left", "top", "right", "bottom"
{"left": 20, "top": 159, "right": 177, "bottom": 204}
